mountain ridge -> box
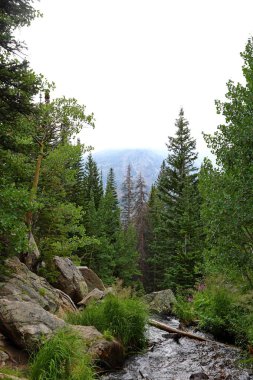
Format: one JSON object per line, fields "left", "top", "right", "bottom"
{"left": 90, "top": 148, "right": 165, "bottom": 192}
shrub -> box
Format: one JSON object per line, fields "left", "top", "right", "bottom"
{"left": 66, "top": 294, "right": 148, "bottom": 353}
{"left": 30, "top": 327, "right": 95, "bottom": 380}
{"left": 173, "top": 295, "right": 196, "bottom": 324}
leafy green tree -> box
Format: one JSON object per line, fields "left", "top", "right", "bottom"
{"left": 0, "top": 0, "right": 41, "bottom": 261}
{"left": 200, "top": 38, "right": 253, "bottom": 288}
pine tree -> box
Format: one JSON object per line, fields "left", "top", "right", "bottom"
{"left": 98, "top": 168, "right": 120, "bottom": 244}
{"left": 82, "top": 154, "right": 103, "bottom": 210}
{"left": 121, "top": 164, "right": 135, "bottom": 229}
{"left": 155, "top": 109, "right": 202, "bottom": 291}
{"left": 133, "top": 173, "right": 149, "bottom": 286}
{"left": 146, "top": 185, "right": 167, "bottom": 291}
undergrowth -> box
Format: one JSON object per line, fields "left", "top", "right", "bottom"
{"left": 66, "top": 294, "right": 148, "bottom": 353}
{"left": 29, "top": 327, "right": 95, "bottom": 380}
{"left": 173, "top": 276, "right": 253, "bottom": 347}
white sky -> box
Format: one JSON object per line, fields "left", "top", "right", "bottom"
{"left": 19, "top": 0, "right": 253, "bottom": 154}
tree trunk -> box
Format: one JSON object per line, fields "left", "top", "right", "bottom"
{"left": 148, "top": 319, "right": 210, "bottom": 342}
{"left": 26, "top": 143, "right": 44, "bottom": 229}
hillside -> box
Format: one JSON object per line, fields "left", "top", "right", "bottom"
{"left": 92, "top": 149, "right": 165, "bottom": 191}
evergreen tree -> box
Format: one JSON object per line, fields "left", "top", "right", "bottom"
{"left": 145, "top": 185, "right": 167, "bottom": 291}
{"left": 98, "top": 168, "right": 120, "bottom": 244}
{"left": 133, "top": 173, "right": 149, "bottom": 286}
{"left": 121, "top": 164, "right": 135, "bottom": 229}
{"left": 82, "top": 154, "right": 103, "bottom": 210}
{"left": 114, "top": 224, "right": 140, "bottom": 286}
{"left": 154, "top": 109, "right": 202, "bottom": 291}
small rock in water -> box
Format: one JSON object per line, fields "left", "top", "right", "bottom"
{"left": 189, "top": 373, "right": 209, "bottom": 379}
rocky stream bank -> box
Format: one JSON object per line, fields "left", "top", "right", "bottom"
{"left": 0, "top": 242, "right": 252, "bottom": 380}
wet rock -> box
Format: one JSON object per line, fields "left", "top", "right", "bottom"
{"left": 71, "top": 325, "right": 124, "bottom": 369}
{"left": 143, "top": 289, "right": 176, "bottom": 314}
{"left": 78, "top": 288, "right": 105, "bottom": 307}
{"left": 53, "top": 257, "right": 88, "bottom": 303}
{"left": 77, "top": 266, "right": 105, "bottom": 291}
{"left": 189, "top": 373, "right": 209, "bottom": 379}
{"left": 0, "top": 299, "right": 65, "bottom": 350}
{"left": 0, "top": 257, "right": 75, "bottom": 315}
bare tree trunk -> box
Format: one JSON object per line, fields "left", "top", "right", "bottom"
{"left": 148, "top": 319, "right": 210, "bottom": 342}
{"left": 26, "top": 143, "right": 44, "bottom": 229}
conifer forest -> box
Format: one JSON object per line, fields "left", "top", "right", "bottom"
{"left": 2, "top": 0, "right": 253, "bottom": 364}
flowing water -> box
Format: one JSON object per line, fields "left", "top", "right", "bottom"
{"left": 101, "top": 317, "right": 253, "bottom": 380}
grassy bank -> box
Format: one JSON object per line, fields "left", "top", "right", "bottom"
{"left": 66, "top": 294, "right": 148, "bottom": 353}
{"left": 173, "top": 276, "right": 253, "bottom": 348}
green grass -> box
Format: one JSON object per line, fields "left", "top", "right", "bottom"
{"left": 66, "top": 294, "right": 149, "bottom": 353}
{"left": 29, "top": 327, "right": 95, "bottom": 380}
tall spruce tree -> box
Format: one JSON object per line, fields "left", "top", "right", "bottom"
{"left": 133, "top": 173, "right": 149, "bottom": 286}
{"left": 155, "top": 108, "right": 202, "bottom": 291}
{"left": 98, "top": 168, "right": 120, "bottom": 244}
{"left": 121, "top": 164, "right": 135, "bottom": 229}
{"left": 82, "top": 153, "right": 103, "bottom": 210}
{"left": 146, "top": 184, "right": 166, "bottom": 291}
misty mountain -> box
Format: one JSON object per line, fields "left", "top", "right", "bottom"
{"left": 92, "top": 149, "right": 165, "bottom": 192}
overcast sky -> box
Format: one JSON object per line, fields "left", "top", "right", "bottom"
{"left": 19, "top": 0, "right": 253, "bottom": 155}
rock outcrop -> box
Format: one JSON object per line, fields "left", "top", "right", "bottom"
{"left": 78, "top": 288, "right": 105, "bottom": 307}
{"left": 77, "top": 266, "right": 105, "bottom": 291}
{"left": 0, "top": 299, "right": 65, "bottom": 350}
{"left": 0, "top": 257, "right": 76, "bottom": 315}
{"left": 53, "top": 257, "right": 88, "bottom": 303}
{"left": 71, "top": 326, "right": 124, "bottom": 369}
{"left": 143, "top": 289, "right": 176, "bottom": 314}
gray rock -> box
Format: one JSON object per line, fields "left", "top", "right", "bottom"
{"left": 71, "top": 325, "right": 124, "bottom": 369}
{"left": 77, "top": 266, "right": 105, "bottom": 291}
{"left": 78, "top": 288, "right": 105, "bottom": 307}
{"left": 53, "top": 257, "right": 88, "bottom": 303}
{"left": 0, "top": 349, "right": 9, "bottom": 365}
{"left": 0, "top": 299, "right": 65, "bottom": 350}
{"left": 22, "top": 232, "right": 40, "bottom": 270}
{"left": 143, "top": 289, "right": 176, "bottom": 314}
{"left": 0, "top": 257, "right": 76, "bottom": 315}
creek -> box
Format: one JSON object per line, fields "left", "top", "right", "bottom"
{"left": 101, "top": 317, "right": 253, "bottom": 380}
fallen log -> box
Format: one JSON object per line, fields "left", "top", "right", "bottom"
{"left": 148, "top": 319, "right": 210, "bottom": 342}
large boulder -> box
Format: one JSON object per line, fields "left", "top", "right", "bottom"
{"left": 77, "top": 266, "right": 105, "bottom": 291}
{"left": 53, "top": 257, "right": 88, "bottom": 303}
{"left": 71, "top": 325, "right": 124, "bottom": 369}
{"left": 143, "top": 289, "right": 176, "bottom": 314}
{"left": 0, "top": 299, "right": 65, "bottom": 350}
{"left": 0, "top": 299, "right": 123, "bottom": 370}
{"left": 78, "top": 288, "right": 105, "bottom": 308}
{"left": 0, "top": 257, "right": 76, "bottom": 315}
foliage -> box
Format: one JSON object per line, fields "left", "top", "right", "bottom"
{"left": 121, "top": 164, "right": 135, "bottom": 229}
{"left": 30, "top": 327, "right": 95, "bottom": 380}
{"left": 147, "top": 109, "right": 203, "bottom": 291}
{"left": 200, "top": 38, "right": 253, "bottom": 288}
{"left": 66, "top": 294, "right": 148, "bottom": 353}
{"left": 114, "top": 225, "right": 140, "bottom": 286}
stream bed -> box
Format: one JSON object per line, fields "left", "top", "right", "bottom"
{"left": 101, "top": 318, "right": 253, "bottom": 380}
